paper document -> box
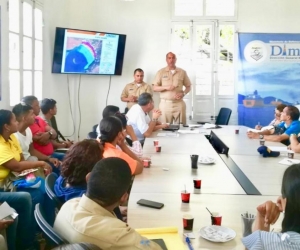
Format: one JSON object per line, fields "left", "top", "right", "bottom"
{"left": 203, "top": 123, "right": 217, "bottom": 129}
{"left": 178, "top": 130, "right": 200, "bottom": 134}
{"left": 247, "top": 126, "right": 274, "bottom": 133}
{"left": 268, "top": 146, "right": 288, "bottom": 152}
{"left": 279, "top": 158, "right": 300, "bottom": 166}
{"left": 136, "top": 227, "right": 185, "bottom": 250}
{"left": 157, "top": 133, "right": 179, "bottom": 137}
{"left": 0, "top": 202, "right": 18, "bottom": 220}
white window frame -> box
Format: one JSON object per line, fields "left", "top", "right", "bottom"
{"left": 8, "top": 0, "right": 43, "bottom": 106}
{"left": 171, "top": 0, "right": 238, "bottom": 21}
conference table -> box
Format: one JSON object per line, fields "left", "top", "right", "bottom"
{"left": 128, "top": 125, "right": 297, "bottom": 249}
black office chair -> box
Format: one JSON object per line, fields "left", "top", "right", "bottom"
{"left": 34, "top": 203, "right": 69, "bottom": 247}
{"left": 215, "top": 108, "right": 232, "bottom": 125}
{"left": 87, "top": 124, "right": 98, "bottom": 139}
{"left": 45, "top": 173, "right": 64, "bottom": 211}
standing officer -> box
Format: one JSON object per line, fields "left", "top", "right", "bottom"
{"left": 120, "top": 68, "right": 153, "bottom": 111}
{"left": 152, "top": 52, "right": 191, "bottom": 124}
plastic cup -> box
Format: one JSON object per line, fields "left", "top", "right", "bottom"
{"left": 190, "top": 155, "right": 199, "bottom": 169}
{"left": 153, "top": 140, "right": 159, "bottom": 146}
{"left": 193, "top": 179, "right": 201, "bottom": 189}
{"left": 241, "top": 215, "right": 255, "bottom": 237}
{"left": 183, "top": 214, "right": 194, "bottom": 230}
{"left": 143, "top": 159, "right": 151, "bottom": 168}
{"left": 211, "top": 212, "right": 222, "bottom": 226}
{"left": 288, "top": 150, "right": 294, "bottom": 159}
{"left": 259, "top": 139, "right": 265, "bottom": 146}
{"left": 155, "top": 146, "right": 161, "bottom": 152}
{"left": 181, "top": 191, "right": 190, "bottom": 203}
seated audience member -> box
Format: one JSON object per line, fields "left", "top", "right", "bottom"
{"left": 0, "top": 109, "right": 52, "bottom": 184}
{"left": 126, "top": 93, "right": 169, "bottom": 144}
{"left": 255, "top": 104, "right": 287, "bottom": 130}
{"left": 113, "top": 113, "right": 143, "bottom": 158}
{"left": 100, "top": 116, "right": 143, "bottom": 175}
{"left": 0, "top": 109, "right": 55, "bottom": 223}
{"left": 288, "top": 133, "right": 300, "bottom": 153}
{"left": 247, "top": 105, "right": 300, "bottom": 145}
{"left": 12, "top": 103, "right": 60, "bottom": 170}
{"left": 22, "top": 95, "right": 65, "bottom": 161}
{"left": 54, "top": 158, "right": 162, "bottom": 250}
{"left": 54, "top": 139, "right": 103, "bottom": 202}
{"left": 40, "top": 98, "right": 72, "bottom": 148}
{"left": 52, "top": 243, "right": 101, "bottom": 250}
{"left": 97, "top": 105, "right": 143, "bottom": 154}
{"left": 96, "top": 105, "right": 120, "bottom": 138}
{"left": 0, "top": 192, "right": 36, "bottom": 250}
{"left": 242, "top": 164, "right": 300, "bottom": 249}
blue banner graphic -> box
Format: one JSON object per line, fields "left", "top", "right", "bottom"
{"left": 238, "top": 33, "right": 300, "bottom": 127}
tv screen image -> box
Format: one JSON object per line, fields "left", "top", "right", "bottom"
{"left": 52, "top": 28, "right": 126, "bottom": 75}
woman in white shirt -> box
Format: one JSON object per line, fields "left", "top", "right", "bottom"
{"left": 242, "top": 164, "right": 300, "bottom": 249}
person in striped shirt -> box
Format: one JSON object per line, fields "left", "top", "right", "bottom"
{"left": 242, "top": 164, "right": 300, "bottom": 249}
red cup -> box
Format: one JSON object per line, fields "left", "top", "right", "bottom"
{"left": 183, "top": 214, "right": 194, "bottom": 230}
{"left": 211, "top": 212, "right": 222, "bottom": 226}
{"left": 155, "top": 146, "right": 161, "bottom": 152}
{"left": 193, "top": 179, "right": 201, "bottom": 189}
{"left": 153, "top": 140, "right": 159, "bottom": 146}
{"left": 143, "top": 160, "right": 151, "bottom": 168}
{"left": 181, "top": 191, "right": 190, "bottom": 203}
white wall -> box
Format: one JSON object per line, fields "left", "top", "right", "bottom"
{"left": 44, "top": 0, "right": 172, "bottom": 140}
{"left": 1, "top": 0, "right": 300, "bottom": 139}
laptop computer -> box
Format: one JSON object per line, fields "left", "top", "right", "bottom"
{"left": 162, "top": 113, "right": 180, "bottom": 131}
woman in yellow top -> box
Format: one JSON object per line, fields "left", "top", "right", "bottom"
{"left": 0, "top": 109, "right": 51, "bottom": 184}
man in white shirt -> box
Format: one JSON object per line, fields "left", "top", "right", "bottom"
{"left": 126, "top": 93, "right": 168, "bottom": 144}
{"left": 12, "top": 103, "right": 60, "bottom": 167}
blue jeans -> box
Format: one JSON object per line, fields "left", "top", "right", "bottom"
{"left": 0, "top": 192, "right": 34, "bottom": 250}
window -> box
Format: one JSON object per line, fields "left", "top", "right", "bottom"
{"left": 173, "top": 0, "right": 236, "bottom": 19}
{"left": 9, "top": 0, "right": 43, "bottom": 106}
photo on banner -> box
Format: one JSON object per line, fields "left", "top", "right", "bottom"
{"left": 237, "top": 33, "right": 300, "bottom": 127}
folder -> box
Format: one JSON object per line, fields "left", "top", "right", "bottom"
{"left": 136, "top": 227, "right": 185, "bottom": 250}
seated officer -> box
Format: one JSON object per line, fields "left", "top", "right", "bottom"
{"left": 54, "top": 157, "right": 162, "bottom": 250}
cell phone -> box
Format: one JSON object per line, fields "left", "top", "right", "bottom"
{"left": 152, "top": 239, "right": 168, "bottom": 250}
{"left": 137, "top": 199, "right": 164, "bottom": 209}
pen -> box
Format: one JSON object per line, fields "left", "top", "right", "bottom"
{"left": 185, "top": 236, "right": 194, "bottom": 250}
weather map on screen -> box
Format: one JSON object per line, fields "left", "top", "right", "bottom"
{"left": 52, "top": 27, "right": 126, "bottom": 75}
{"left": 61, "top": 30, "right": 119, "bottom": 74}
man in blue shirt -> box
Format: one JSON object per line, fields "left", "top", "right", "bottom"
{"left": 247, "top": 105, "right": 300, "bottom": 145}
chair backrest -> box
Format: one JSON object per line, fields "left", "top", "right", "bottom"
{"left": 215, "top": 108, "right": 232, "bottom": 125}
{"left": 45, "top": 173, "right": 63, "bottom": 210}
{"left": 50, "top": 116, "right": 66, "bottom": 141}
{"left": 34, "top": 203, "right": 69, "bottom": 246}
{"left": 209, "top": 131, "right": 229, "bottom": 155}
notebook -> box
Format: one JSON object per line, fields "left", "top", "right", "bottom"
{"left": 136, "top": 227, "right": 185, "bottom": 250}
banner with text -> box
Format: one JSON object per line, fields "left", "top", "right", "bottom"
{"left": 238, "top": 33, "right": 300, "bottom": 127}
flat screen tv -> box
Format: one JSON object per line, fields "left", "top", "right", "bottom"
{"left": 52, "top": 27, "right": 126, "bottom": 75}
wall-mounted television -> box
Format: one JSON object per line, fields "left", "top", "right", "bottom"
{"left": 52, "top": 27, "right": 126, "bottom": 75}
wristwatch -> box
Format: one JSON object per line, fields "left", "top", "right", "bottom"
{"left": 152, "top": 118, "right": 158, "bottom": 122}
{"left": 48, "top": 130, "right": 53, "bottom": 138}
{"left": 259, "top": 134, "right": 264, "bottom": 139}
